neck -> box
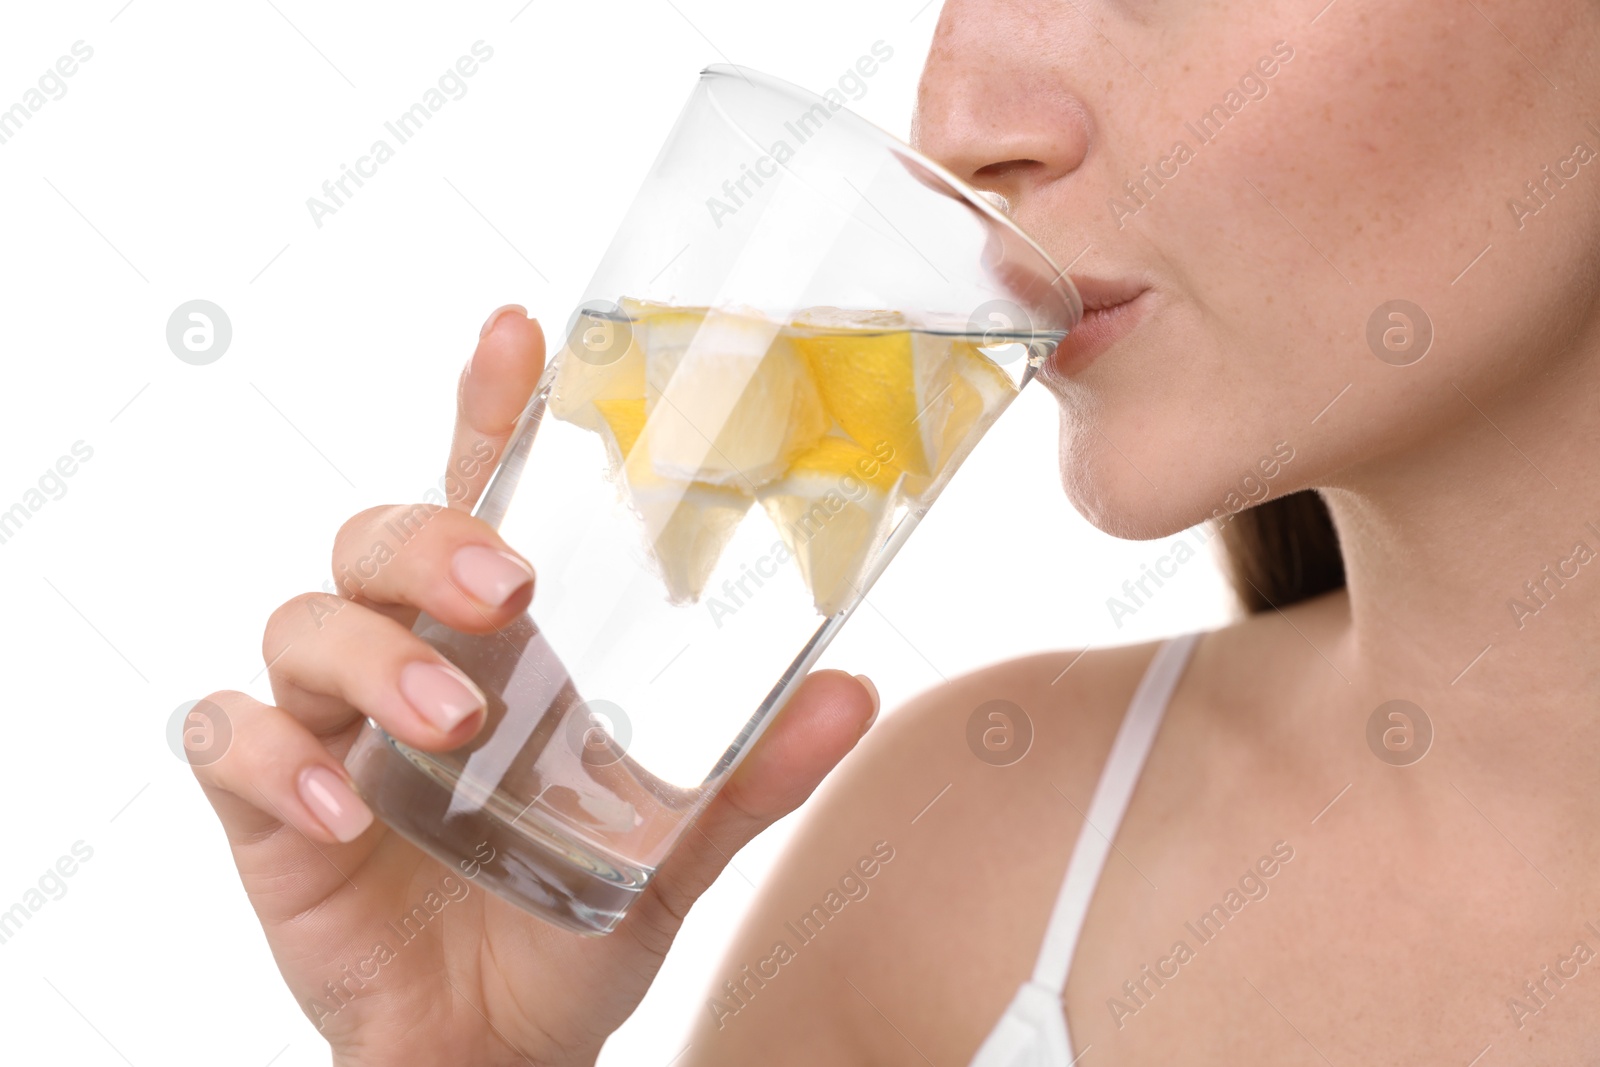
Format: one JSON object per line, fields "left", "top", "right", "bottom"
{"left": 1321, "top": 343, "right": 1600, "bottom": 745}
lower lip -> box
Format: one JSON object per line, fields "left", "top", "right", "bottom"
{"left": 1046, "top": 290, "right": 1150, "bottom": 379}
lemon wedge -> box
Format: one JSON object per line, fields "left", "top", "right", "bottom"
{"left": 593, "top": 396, "right": 752, "bottom": 604}
{"left": 547, "top": 307, "right": 647, "bottom": 434}
{"left": 642, "top": 309, "right": 828, "bottom": 488}
{"left": 792, "top": 308, "right": 1017, "bottom": 493}
{"left": 591, "top": 396, "right": 646, "bottom": 466}
{"left": 759, "top": 436, "right": 903, "bottom": 616}
{"left": 551, "top": 299, "right": 1014, "bottom": 609}
{"left": 911, "top": 339, "right": 1018, "bottom": 495}
{"left": 790, "top": 309, "right": 956, "bottom": 480}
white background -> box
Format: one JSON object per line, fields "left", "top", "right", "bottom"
{"left": 0, "top": 2, "right": 1235, "bottom": 1063}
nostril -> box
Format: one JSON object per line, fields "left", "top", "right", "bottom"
{"left": 969, "top": 158, "right": 1052, "bottom": 212}
{"left": 973, "top": 158, "right": 1043, "bottom": 181}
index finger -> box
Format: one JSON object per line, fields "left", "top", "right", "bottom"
{"left": 444, "top": 304, "right": 547, "bottom": 511}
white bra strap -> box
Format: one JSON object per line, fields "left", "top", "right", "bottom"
{"left": 1029, "top": 631, "right": 1202, "bottom": 991}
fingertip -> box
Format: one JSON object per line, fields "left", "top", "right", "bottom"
{"left": 480, "top": 303, "right": 527, "bottom": 338}
{"left": 398, "top": 660, "right": 488, "bottom": 747}
{"left": 853, "top": 674, "right": 880, "bottom": 734}
{"left": 449, "top": 543, "right": 536, "bottom": 613}
{"left": 464, "top": 307, "right": 545, "bottom": 435}
{"left": 697, "top": 671, "right": 883, "bottom": 857}
{"left": 297, "top": 764, "right": 375, "bottom": 844}
{"left": 731, "top": 669, "right": 877, "bottom": 802}
{"left": 792, "top": 669, "right": 878, "bottom": 740}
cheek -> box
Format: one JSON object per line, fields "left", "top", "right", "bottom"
{"left": 1222, "top": 10, "right": 1596, "bottom": 469}
{"left": 1225, "top": 13, "right": 1537, "bottom": 292}
{"left": 1061, "top": 0, "right": 1599, "bottom": 537}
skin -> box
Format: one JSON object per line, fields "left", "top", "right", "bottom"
{"left": 199, "top": 0, "right": 1600, "bottom": 1063}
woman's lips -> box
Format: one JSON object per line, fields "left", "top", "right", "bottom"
{"left": 1045, "top": 277, "right": 1151, "bottom": 380}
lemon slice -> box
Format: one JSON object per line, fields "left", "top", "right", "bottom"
{"left": 553, "top": 299, "right": 1012, "bottom": 607}
{"left": 547, "top": 298, "right": 716, "bottom": 434}
{"left": 592, "top": 397, "right": 646, "bottom": 467}
{"left": 642, "top": 309, "right": 828, "bottom": 488}
{"left": 950, "top": 340, "right": 1016, "bottom": 434}
{"left": 759, "top": 436, "right": 903, "bottom": 616}
{"left": 909, "top": 340, "right": 1018, "bottom": 495}
{"left": 790, "top": 309, "right": 962, "bottom": 480}
{"left": 547, "top": 307, "right": 648, "bottom": 434}
{"left": 593, "top": 396, "right": 751, "bottom": 604}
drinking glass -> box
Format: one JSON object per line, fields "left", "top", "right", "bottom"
{"left": 346, "top": 63, "right": 1081, "bottom": 934}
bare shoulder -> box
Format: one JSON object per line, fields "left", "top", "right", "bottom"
{"left": 682, "top": 594, "right": 1355, "bottom": 1063}
{"left": 683, "top": 641, "right": 1169, "bottom": 1064}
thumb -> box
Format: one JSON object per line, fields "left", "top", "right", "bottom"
{"left": 619, "top": 669, "right": 878, "bottom": 950}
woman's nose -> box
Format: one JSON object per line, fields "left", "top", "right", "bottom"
{"left": 911, "top": 0, "right": 1093, "bottom": 209}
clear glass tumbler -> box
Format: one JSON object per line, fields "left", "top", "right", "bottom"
{"left": 346, "top": 64, "right": 1081, "bottom": 935}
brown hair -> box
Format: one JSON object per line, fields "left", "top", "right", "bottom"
{"left": 1216, "top": 490, "right": 1346, "bottom": 613}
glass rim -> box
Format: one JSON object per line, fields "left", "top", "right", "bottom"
{"left": 698, "top": 63, "right": 1083, "bottom": 332}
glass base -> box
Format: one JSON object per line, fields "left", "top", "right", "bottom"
{"left": 347, "top": 726, "right": 649, "bottom": 936}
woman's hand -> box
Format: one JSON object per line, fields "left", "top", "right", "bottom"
{"left": 191, "top": 305, "right": 880, "bottom": 1066}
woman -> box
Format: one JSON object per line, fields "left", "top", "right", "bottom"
{"left": 194, "top": 0, "right": 1600, "bottom": 1062}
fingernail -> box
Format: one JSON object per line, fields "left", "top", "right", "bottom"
{"left": 480, "top": 303, "right": 527, "bottom": 338}
{"left": 401, "top": 660, "right": 486, "bottom": 733}
{"left": 452, "top": 544, "right": 534, "bottom": 608}
{"left": 299, "top": 766, "right": 374, "bottom": 843}
{"left": 854, "top": 674, "right": 880, "bottom": 733}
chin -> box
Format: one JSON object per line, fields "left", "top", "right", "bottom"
{"left": 1051, "top": 352, "right": 1310, "bottom": 543}
{"left": 1054, "top": 410, "right": 1292, "bottom": 544}
{"left": 1056, "top": 440, "right": 1206, "bottom": 543}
